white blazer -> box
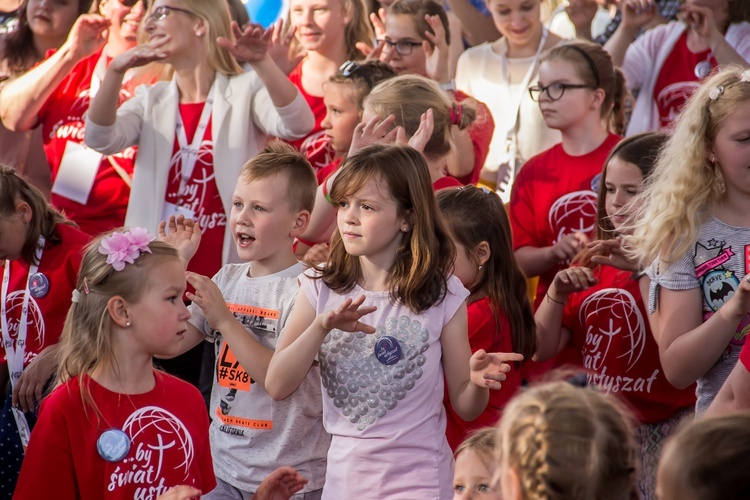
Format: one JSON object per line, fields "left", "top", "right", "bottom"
{"left": 85, "top": 69, "right": 315, "bottom": 265}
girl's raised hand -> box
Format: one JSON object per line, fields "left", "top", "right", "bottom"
{"left": 551, "top": 266, "right": 598, "bottom": 296}
{"left": 423, "top": 15, "right": 451, "bottom": 84}
{"left": 318, "top": 295, "right": 377, "bottom": 334}
{"left": 681, "top": 3, "right": 722, "bottom": 46}
{"left": 588, "top": 237, "right": 639, "bottom": 272}
{"left": 469, "top": 350, "right": 524, "bottom": 390}
{"left": 158, "top": 215, "right": 202, "bottom": 265}
{"left": 268, "top": 19, "right": 305, "bottom": 74}
{"left": 109, "top": 36, "right": 171, "bottom": 74}
{"left": 156, "top": 485, "right": 201, "bottom": 500}
{"left": 218, "top": 22, "right": 271, "bottom": 64}
{"left": 64, "top": 14, "right": 110, "bottom": 63}
{"left": 620, "top": 0, "right": 657, "bottom": 31}
{"left": 348, "top": 114, "right": 399, "bottom": 155}
{"left": 252, "top": 466, "right": 309, "bottom": 500}
{"left": 395, "top": 108, "right": 434, "bottom": 153}
{"left": 185, "top": 272, "right": 234, "bottom": 331}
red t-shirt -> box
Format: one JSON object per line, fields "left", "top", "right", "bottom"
{"left": 653, "top": 32, "right": 715, "bottom": 130}
{"left": 443, "top": 297, "right": 520, "bottom": 450}
{"left": 510, "top": 133, "right": 621, "bottom": 309}
{"left": 39, "top": 50, "right": 138, "bottom": 237}
{"left": 561, "top": 265, "right": 695, "bottom": 423}
{"left": 286, "top": 62, "right": 337, "bottom": 173}
{"left": 1, "top": 224, "right": 89, "bottom": 366}
{"left": 316, "top": 156, "right": 343, "bottom": 186}
{"left": 433, "top": 175, "right": 463, "bottom": 191}
{"left": 451, "top": 90, "right": 495, "bottom": 186}
{"left": 164, "top": 102, "right": 225, "bottom": 281}
{"left": 740, "top": 336, "right": 750, "bottom": 372}
{"left": 15, "top": 372, "right": 216, "bottom": 499}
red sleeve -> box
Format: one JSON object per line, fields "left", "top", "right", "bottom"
{"left": 452, "top": 92, "right": 495, "bottom": 185}
{"left": 741, "top": 341, "right": 750, "bottom": 373}
{"left": 15, "top": 398, "right": 79, "bottom": 499}
{"left": 509, "top": 156, "right": 541, "bottom": 250}
{"left": 194, "top": 390, "right": 217, "bottom": 494}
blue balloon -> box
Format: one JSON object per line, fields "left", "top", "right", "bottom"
{"left": 246, "top": 0, "right": 283, "bottom": 28}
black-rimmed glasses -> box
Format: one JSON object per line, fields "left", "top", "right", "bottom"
{"left": 146, "top": 5, "right": 195, "bottom": 24}
{"left": 528, "top": 82, "right": 597, "bottom": 102}
{"left": 381, "top": 38, "right": 423, "bottom": 55}
{"left": 339, "top": 61, "right": 374, "bottom": 89}
{"left": 119, "top": 0, "right": 150, "bottom": 7}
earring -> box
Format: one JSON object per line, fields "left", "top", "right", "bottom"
{"left": 401, "top": 225, "right": 409, "bottom": 232}
{"left": 125, "top": 320, "right": 131, "bottom": 327}
{"left": 196, "top": 31, "right": 204, "bottom": 37}
{"left": 478, "top": 265, "right": 483, "bottom": 271}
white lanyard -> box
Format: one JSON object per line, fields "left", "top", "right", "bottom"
{"left": 500, "top": 27, "right": 549, "bottom": 143}
{"left": 175, "top": 85, "right": 215, "bottom": 199}
{"left": 89, "top": 50, "right": 135, "bottom": 98}
{"left": 1, "top": 236, "right": 44, "bottom": 449}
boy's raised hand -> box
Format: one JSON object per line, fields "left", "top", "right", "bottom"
{"left": 185, "top": 272, "right": 234, "bottom": 331}
{"left": 252, "top": 466, "right": 309, "bottom": 500}
{"left": 318, "top": 295, "right": 377, "bottom": 334}
{"left": 469, "top": 350, "right": 524, "bottom": 390}
{"left": 158, "top": 215, "right": 202, "bottom": 265}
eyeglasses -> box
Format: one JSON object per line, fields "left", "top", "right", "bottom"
{"left": 118, "top": 0, "right": 150, "bottom": 8}
{"left": 528, "top": 82, "right": 597, "bottom": 102}
{"left": 146, "top": 5, "right": 194, "bottom": 24}
{"left": 381, "top": 38, "right": 423, "bottom": 56}
{"left": 339, "top": 60, "right": 374, "bottom": 88}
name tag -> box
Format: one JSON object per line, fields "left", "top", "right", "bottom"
{"left": 161, "top": 201, "right": 196, "bottom": 223}
{"left": 52, "top": 141, "right": 102, "bottom": 205}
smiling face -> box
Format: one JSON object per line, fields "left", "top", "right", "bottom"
{"left": 126, "top": 256, "right": 191, "bottom": 357}
{"left": 486, "top": 0, "right": 542, "bottom": 51}
{"left": 336, "top": 174, "right": 408, "bottom": 267}
{"left": 99, "top": 0, "right": 148, "bottom": 54}
{"left": 230, "top": 173, "right": 305, "bottom": 271}
{"left": 603, "top": 157, "right": 644, "bottom": 234}
{"left": 321, "top": 82, "right": 362, "bottom": 153}
{"left": 144, "top": 0, "right": 205, "bottom": 61}
{"left": 289, "top": 0, "right": 349, "bottom": 54}
{"left": 383, "top": 13, "right": 426, "bottom": 76}
{"left": 26, "top": 0, "right": 81, "bottom": 41}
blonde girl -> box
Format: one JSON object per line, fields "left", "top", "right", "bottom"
{"left": 455, "top": 0, "right": 564, "bottom": 199}
{"left": 632, "top": 66, "right": 750, "bottom": 415}
{"left": 497, "top": 380, "right": 638, "bottom": 500}
{"left": 14, "top": 229, "right": 215, "bottom": 498}
{"left": 438, "top": 186, "right": 536, "bottom": 450}
{"left": 286, "top": 0, "right": 373, "bottom": 171}
{"left": 266, "top": 144, "right": 523, "bottom": 499}
{"left": 453, "top": 427, "right": 501, "bottom": 499}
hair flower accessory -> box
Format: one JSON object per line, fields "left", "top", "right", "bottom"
{"left": 98, "top": 227, "right": 155, "bottom": 271}
{"left": 708, "top": 85, "right": 724, "bottom": 101}
{"left": 741, "top": 70, "right": 750, "bottom": 83}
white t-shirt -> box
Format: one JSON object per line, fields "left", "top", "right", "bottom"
{"left": 189, "top": 262, "right": 330, "bottom": 493}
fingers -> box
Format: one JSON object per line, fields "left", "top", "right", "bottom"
{"left": 356, "top": 41, "right": 375, "bottom": 59}
{"left": 158, "top": 219, "right": 168, "bottom": 238}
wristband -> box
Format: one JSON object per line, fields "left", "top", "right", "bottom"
{"left": 322, "top": 180, "right": 333, "bottom": 205}
{"left": 546, "top": 291, "right": 566, "bottom": 305}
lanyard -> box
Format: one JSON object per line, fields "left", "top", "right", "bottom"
{"left": 1, "top": 236, "right": 45, "bottom": 449}
{"left": 500, "top": 27, "right": 549, "bottom": 144}
{"left": 175, "top": 85, "right": 215, "bottom": 200}
{"left": 90, "top": 51, "right": 135, "bottom": 98}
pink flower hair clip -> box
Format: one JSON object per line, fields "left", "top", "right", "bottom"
{"left": 708, "top": 86, "right": 724, "bottom": 101}
{"left": 741, "top": 69, "right": 750, "bottom": 83}
{"left": 98, "top": 227, "right": 155, "bottom": 271}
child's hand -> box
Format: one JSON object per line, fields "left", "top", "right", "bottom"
{"left": 12, "top": 346, "right": 57, "bottom": 412}
{"left": 158, "top": 215, "right": 202, "bottom": 265}
{"left": 396, "top": 108, "right": 434, "bottom": 154}
{"left": 267, "top": 19, "right": 305, "bottom": 74}
{"left": 348, "top": 114, "right": 399, "bottom": 156}
{"left": 680, "top": 3, "right": 722, "bottom": 47}
{"left": 723, "top": 274, "right": 750, "bottom": 320}
{"left": 423, "top": 15, "right": 450, "bottom": 84}
{"left": 185, "top": 272, "right": 233, "bottom": 331}
{"left": 252, "top": 466, "right": 309, "bottom": 500}
{"left": 469, "top": 350, "right": 525, "bottom": 390}
{"left": 550, "top": 267, "right": 598, "bottom": 297}
{"left": 551, "top": 232, "right": 590, "bottom": 263}
{"left": 218, "top": 22, "right": 271, "bottom": 64}
{"left": 588, "top": 237, "right": 639, "bottom": 272}
{"left": 318, "top": 295, "right": 377, "bottom": 334}
{"left": 620, "top": 0, "right": 657, "bottom": 31}
{"left": 302, "top": 243, "right": 329, "bottom": 267}
{"left": 156, "top": 485, "right": 201, "bottom": 500}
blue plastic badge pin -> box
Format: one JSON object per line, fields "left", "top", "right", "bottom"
{"left": 97, "top": 429, "right": 130, "bottom": 462}
{"left": 374, "top": 336, "right": 403, "bottom": 365}
{"left": 28, "top": 273, "right": 49, "bottom": 299}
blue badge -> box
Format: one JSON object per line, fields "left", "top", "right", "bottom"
{"left": 28, "top": 273, "right": 49, "bottom": 299}
{"left": 590, "top": 173, "right": 602, "bottom": 193}
{"left": 97, "top": 429, "right": 130, "bottom": 462}
{"left": 374, "top": 336, "right": 403, "bottom": 365}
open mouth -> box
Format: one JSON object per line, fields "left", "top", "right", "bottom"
{"left": 237, "top": 233, "right": 256, "bottom": 247}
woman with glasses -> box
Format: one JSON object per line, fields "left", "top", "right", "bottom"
{"left": 509, "top": 40, "right": 625, "bottom": 380}
{"left": 85, "top": 0, "right": 313, "bottom": 284}
{"left": 284, "top": 0, "right": 372, "bottom": 173}
{"left": 0, "top": 0, "right": 154, "bottom": 237}
{"left": 604, "top": 0, "right": 750, "bottom": 135}
{"left": 455, "top": 0, "right": 564, "bottom": 201}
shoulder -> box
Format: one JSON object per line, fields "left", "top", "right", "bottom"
{"left": 447, "top": 275, "right": 470, "bottom": 301}
{"left": 55, "top": 223, "right": 91, "bottom": 250}
{"left": 155, "top": 371, "right": 203, "bottom": 400}
{"left": 40, "top": 378, "right": 84, "bottom": 414}
{"left": 459, "top": 43, "right": 493, "bottom": 63}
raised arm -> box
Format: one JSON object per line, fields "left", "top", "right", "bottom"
{"left": 443, "top": 0, "right": 499, "bottom": 46}
{"left": 657, "top": 274, "right": 750, "bottom": 389}
{"left": 0, "top": 15, "right": 109, "bottom": 131}
{"left": 603, "top": 0, "right": 656, "bottom": 67}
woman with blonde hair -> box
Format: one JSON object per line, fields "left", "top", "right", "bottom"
{"left": 86, "top": 0, "right": 314, "bottom": 282}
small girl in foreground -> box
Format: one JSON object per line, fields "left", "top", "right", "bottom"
{"left": 266, "top": 144, "right": 522, "bottom": 499}
{"left": 14, "top": 230, "right": 215, "bottom": 498}
{"left": 452, "top": 427, "right": 501, "bottom": 499}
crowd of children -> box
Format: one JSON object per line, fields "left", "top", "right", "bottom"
{"left": 1, "top": 0, "right": 750, "bottom": 498}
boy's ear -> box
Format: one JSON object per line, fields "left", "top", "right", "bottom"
{"left": 107, "top": 296, "right": 132, "bottom": 329}
{"left": 291, "top": 210, "right": 311, "bottom": 237}
{"left": 475, "top": 241, "right": 491, "bottom": 267}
